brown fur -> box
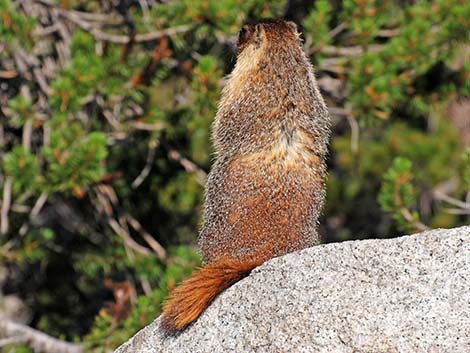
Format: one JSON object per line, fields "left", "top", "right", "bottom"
{"left": 160, "top": 19, "right": 330, "bottom": 335}
{"left": 160, "top": 258, "right": 262, "bottom": 334}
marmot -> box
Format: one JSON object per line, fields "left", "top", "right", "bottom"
{"left": 161, "top": 19, "right": 330, "bottom": 335}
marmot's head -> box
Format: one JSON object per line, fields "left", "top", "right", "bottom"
{"left": 236, "top": 19, "right": 300, "bottom": 54}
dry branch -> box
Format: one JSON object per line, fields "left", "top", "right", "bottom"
{"left": 0, "top": 315, "right": 83, "bottom": 353}
{"left": 321, "top": 44, "right": 383, "bottom": 57}
{"left": 33, "top": 0, "right": 192, "bottom": 44}
{"left": 399, "top": 208, "right": 430, "bottom": 232}
{"left": 131, "top": 140, "right": 157, "bottom": 189}
{"left": 0, "top": 177, "right": 12, "bottom": 235}
{"left": 159, "top": 140, "right": 208, "bottom": 186}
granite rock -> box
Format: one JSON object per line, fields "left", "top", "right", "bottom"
{"left": 115, "top": 226, "right": 470, "bottom": 353}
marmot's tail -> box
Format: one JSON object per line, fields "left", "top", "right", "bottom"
{"left": 160, "top": 258, "right": 261, "bottom": 335}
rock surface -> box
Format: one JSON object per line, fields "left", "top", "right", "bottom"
{"left": 115, "top": 226, "right": 470, "bottom": 353}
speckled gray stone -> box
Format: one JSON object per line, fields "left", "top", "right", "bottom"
{"left": 115, "top": 226, "right": 470, "bottom": 353}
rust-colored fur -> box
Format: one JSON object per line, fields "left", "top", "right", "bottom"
{"left": 160, "top": 19, "right": 330, "bottom": 335}
{"left": 160, "top": 258, "right": 261, "bottom": 334}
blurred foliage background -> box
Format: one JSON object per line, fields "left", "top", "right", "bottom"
{"left": 0, "top": 0, "right": 469, "bottom": 351}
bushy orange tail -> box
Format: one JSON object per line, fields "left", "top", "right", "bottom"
{"left": 160, "top": 258, "right": 262, "bottom": 335}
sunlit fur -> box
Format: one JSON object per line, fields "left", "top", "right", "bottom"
{"left": 160, "top": 19, "right": 330, "bottom": 335}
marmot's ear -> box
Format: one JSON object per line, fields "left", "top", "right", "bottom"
{"left": 286, "top": 21, "right": 298, "bottom": 34}
{"left": 252, "top": 23, "right": 265, "bottom": 46}
{"left": 255, "top": 23, "right": 263, "bottom": 38}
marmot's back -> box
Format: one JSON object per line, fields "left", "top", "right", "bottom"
{"left": 161, "top": 19, "right": 330, "bottom": 335}
{"left": 200, "top": 19, "right": 330, "bottom": 264}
